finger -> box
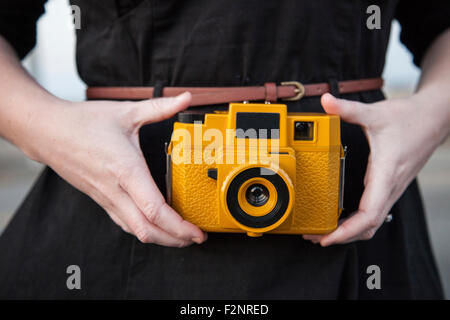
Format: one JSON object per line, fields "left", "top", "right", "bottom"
{"left": 364, "top": 154, "right": 373, "bottom": 187}
{"left": 302, "top": 234, "right": 322, "bottom": 244}
{"left": 110, "top": 189, "right": 194, "bottom": 247}
{"left": 302, "top": 216, "right": 351, "bottom": 244}
{"left": 133, "top": 92, "right": 191, "bottom": 126}
{"left": 319, "top": 214, "right": 370, "bottom": 246}
{"left": 321, "top": 93, "right": 369, "bottom": 126}
{"left": 320, "top": 163, "right": 392, "bottom": 246}
{"left": 118, "top": 160, "right": 207, "bottom": 244}
{"left": 107, "top": 211, "right": 132, "bottom": 233}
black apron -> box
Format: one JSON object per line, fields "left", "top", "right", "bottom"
{"left": 0, "top": 0, "right": 447, "bottom": 299}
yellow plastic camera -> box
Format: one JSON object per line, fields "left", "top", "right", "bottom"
{"left": 166, "top": 103, "right": 346, "bottom": 237}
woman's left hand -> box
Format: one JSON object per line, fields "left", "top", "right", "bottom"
{"left": 303, "top": 92, "right": 450, "bottom": 246}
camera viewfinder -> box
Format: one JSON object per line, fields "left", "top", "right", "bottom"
{"left": 294, "top": 121, "right": 314, "bottom": 141}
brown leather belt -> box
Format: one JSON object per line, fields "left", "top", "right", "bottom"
{"left": 86, "top": 78, "right": 383, "bottom": 106}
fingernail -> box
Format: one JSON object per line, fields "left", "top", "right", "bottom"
{"left": 177, "top": 91, "right": 191, "bottom": 100}
{"left": 320, "top": 240, "right": 330, "bottom": 247}
{"left": 192, "top": 237, "right": 203, "bottom": 244}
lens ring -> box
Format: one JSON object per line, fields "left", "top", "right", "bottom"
{"left": 226, "top": 167, "right": 290, "bottom": 229}
{"left": 245, "top": 184, "right": 270, "bottom": 207}
{"left": 237, "top": 178, "right": 278, "bottom": 217}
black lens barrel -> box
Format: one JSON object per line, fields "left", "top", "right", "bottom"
{"left": 226, "top": 167, "right": 290, "bottom": 229}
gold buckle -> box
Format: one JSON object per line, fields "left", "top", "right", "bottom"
{"left": 281, "top": 81, "right": 305, "bottom": 101}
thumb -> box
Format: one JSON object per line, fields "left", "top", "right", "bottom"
{"left": 321, "top": 93, "right": 368, "bottom": 125}
{"left": 134, "top": 91, "right": 192, "bottom": 126}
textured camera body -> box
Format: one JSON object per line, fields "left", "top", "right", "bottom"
{"left": 166, "top": 103, "right": 345, "bottom": 237}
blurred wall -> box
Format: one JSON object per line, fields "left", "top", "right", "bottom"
{"left": 23, "top": 0, "right": 86, "bottom": 101}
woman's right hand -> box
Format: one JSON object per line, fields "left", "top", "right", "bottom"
{"left": 19, "top": 92, "right": 207, "bottom": 247}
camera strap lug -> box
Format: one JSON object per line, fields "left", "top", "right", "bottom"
{"left": 165, "top": 142, "right": 173, "bottom": 205}
{"left": 338, "top": 146, "right": 347, "bottom": 210}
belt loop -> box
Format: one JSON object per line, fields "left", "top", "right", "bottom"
{"left": 153, "top": 80, "right": 167, "bottom": 98}
{"left": 264, "top": 82, "right": 277, "bottom": 102}
{"left": 328, "top": 78, "right": 340, "bottom": 98}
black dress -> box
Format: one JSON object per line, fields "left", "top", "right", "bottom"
{"left": 0, "top": 0, "right": 448, "bottom": 299}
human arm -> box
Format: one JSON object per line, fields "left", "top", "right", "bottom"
{"left": 304, "top": 28, "right": 450, "bottom": 245}
{"left": 0, "top": 35, "right": 207, "bottom": 247}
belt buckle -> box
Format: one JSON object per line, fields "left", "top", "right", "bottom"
{"left": 281, "top": 81, "right": 305, "bottom": 101}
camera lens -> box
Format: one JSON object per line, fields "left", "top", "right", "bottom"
{"left": 227, "top": 167, "right": 291, "bottom": 229}
{"left": 245, "top": 184, "right": 269, "bottom": 207}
